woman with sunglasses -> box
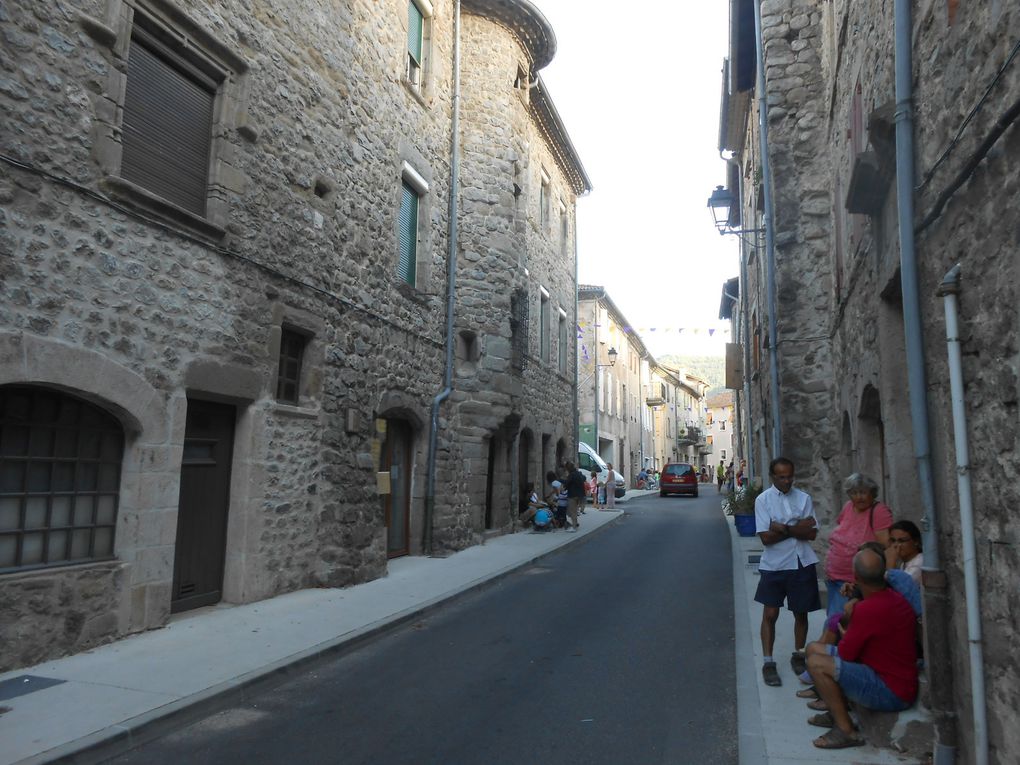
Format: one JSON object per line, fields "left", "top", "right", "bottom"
{"left": 888, "top": 520, "right": 923, "bottom": 585}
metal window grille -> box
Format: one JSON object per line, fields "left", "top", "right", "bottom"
{"left": 0, "top": 387, "right": 123, "bottom": 572}
{"left": 510, "top": 289, "right": 529, "bottom": 373}
{"left": 120, "top": 26, "right": 216, "bottom": 216}
{"left": 276, "top": 329, "right": 307, "bottom": 404}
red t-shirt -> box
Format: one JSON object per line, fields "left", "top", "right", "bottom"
{"left": 826, "top": 501, "right": 893, "bottom": 581}
{"left": 838, "top": 587, "right": 918, "bottom": 703}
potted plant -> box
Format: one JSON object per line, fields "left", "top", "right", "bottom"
{"left": 723, "top": 481, "right": 763, "bottom": 537}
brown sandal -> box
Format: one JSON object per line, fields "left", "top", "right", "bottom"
{"left": 807, "top": 712, "right": 834, "bottom": 728}
{"left": 807, "top": 698, "right": 829, "bottom": 711}
{"left": 813, "top": 727, "right": 865, "bottom": 749}
{"left": 796, "top": 686, "right": 819, "bottom": 699}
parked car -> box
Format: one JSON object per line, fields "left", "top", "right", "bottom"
{"left": 659, "top": 462, "right": 699, "bottom": 498}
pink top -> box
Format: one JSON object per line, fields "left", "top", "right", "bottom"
{"left": 826, "top": 500, "right": 893, "bottom": 582}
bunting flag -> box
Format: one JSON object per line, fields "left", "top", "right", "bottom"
{"left": 576, "top": 321, "right": 732, "bottom": 336}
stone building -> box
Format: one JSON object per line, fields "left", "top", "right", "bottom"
{"left": 718, "top": 0, "right": 1019, "bottom": 761}
{"left": 577, "top": 285, "right": 648, "bottom": 483}
{"left": 705, "top": 390, "right": 735, "bottom": 470}
{"left": 0, "top": 0, "right": 589, "bottom": 671}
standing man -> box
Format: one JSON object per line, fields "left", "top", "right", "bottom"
{"left": 754, "top": 457, "right": 821, "bottom": 686}
{"left": 717, "top": 460, "right": 726, "bottom": 492}
{"left": 563, "top": 461, "right": 586, "bottom": 532}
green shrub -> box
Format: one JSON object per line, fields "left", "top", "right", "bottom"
{"left": 722, "top": 481, "right": 764, "bottom": 516}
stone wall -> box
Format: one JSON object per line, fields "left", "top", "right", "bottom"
{"left": 0, "top": 0, "right": 584, "bottom": 669}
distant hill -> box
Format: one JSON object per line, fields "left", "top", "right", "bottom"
{"left": 657, "top": 355, "right": 727, "bottom": 395}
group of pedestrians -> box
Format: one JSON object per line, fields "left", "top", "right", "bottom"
{"left": 518, "top": 462, "right": 590, "bottom": 533}
{"left": 752, "top": 457, "right": 925, "bottom": 750}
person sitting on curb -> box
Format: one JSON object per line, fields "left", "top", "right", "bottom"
{"left": 888, "top": 520, "right": 924, "bottom": 585}
{"left": 518, "top": 482, "right": 548, "bottom": 528}
{"left": 803, "top": 546, "right": 918, "bottom": 749}
{"left": 797, "top": 541, "right": 923, "bottom": 697}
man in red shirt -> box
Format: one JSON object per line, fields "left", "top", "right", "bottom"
{"left": 803, "top": 546, "right": 918, "bottom": 749}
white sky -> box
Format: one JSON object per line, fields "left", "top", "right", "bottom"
{"left": 532, "top": 1, "right": 737, "bottom": 358}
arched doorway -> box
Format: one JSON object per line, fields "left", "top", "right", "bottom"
{"left": 857, "top": 385, "right": 887, "bottom": 498}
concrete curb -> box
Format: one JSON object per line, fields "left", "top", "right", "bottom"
{"left": 22, "top": 512, "right": 626, "bottom": 765}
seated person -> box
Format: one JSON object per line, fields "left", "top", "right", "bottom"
{"left": 803, "top": 546, "right": 918, "bottom": 750}
{"left": 637, "top": 468, "right": 649, "bottom": 489}
{"left": 546, "top": 470, "right": 569, "bottom": 528}
{"left": 888, "top": 520, "right": 924, "bottom": 585}
{"left": 532, "top": 506, "right": 553, "bottom": 531}
{"left": 518, "top": 482, "right": 548, "bottom": 527}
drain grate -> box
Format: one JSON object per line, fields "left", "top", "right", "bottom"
{"left": 0, "top": 675, "right": 66, "bottom": 702}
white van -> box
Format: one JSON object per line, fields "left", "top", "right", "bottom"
{"left": 577, "top": 442, "right": 626, "bottom": 497}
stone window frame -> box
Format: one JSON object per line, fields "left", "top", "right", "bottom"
{"left": 396, "top": 160, "right": 433, "bottom": 293}
{"left": 403, "top": 0, "right": 435, "bottom": 104}
{"left": 80, "top": 0, "right": 253, "bottom": 242}
{"left": 267, "top": 306, "right": 325, "bottom": 415}
{"left": 538, "top": 168, "right": 551, "bottom": 229}
{"left": 556, "top": 307, "right": 568, "bottom": 374}
{"left": 559, "top": 199, "right": 569, "bottom": 253}
{"left": 538, "top": 287, "right": 551, "bottom": 363}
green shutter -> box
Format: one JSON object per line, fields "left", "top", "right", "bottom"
{"left": 408, "top": 2, "right": 423, "bottom": 64}
{"left": 398, "top": 182, "right": 418, "bottom": 285}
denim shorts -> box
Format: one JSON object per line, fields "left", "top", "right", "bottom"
{"left": 833, "top": 653, "right": 911, "bottom": 712}
{"left": 826, "top": 578, "right": 850, "bottom": 619}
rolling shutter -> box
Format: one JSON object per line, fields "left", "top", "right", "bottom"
{"left": 408, "top": 2, "right": 424, "bottom": 64}
{"left": 398, "top": 182, "right": 418, "bottom": 285}
{"left": 121, "top": 31, "right": 216, "bottom": 216}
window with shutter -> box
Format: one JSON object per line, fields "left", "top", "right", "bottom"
{"left": 276, "top": 328, "right": 308, "bottom": 404}
{"left": 398, "top": 182, "right": 419, "bottom": 286}
{"left": 539, "top": 293, "right": 550, "bottom": 363}
{"left": 407, "top": 1, "right": 424, "bottom": 87}
{"left": 121, "top": 28, "right": 217, "bottom": 216}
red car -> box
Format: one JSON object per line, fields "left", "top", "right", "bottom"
{"left": 659, "top": 463, "right": 699, "bottom": 498}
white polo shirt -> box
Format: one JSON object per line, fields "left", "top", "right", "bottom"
{"left": 755, "top": 485, "right": 819, "bottom": 571}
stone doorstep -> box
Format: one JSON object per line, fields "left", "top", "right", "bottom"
{"left": 853, "top": 672, "right": 932, "bottom": 759}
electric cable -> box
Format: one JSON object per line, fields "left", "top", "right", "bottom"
{"left": 0, "top": 153, "right": 444, "bottom": 349}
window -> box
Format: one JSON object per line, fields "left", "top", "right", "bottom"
{"left": 558, "top": 312, "right": 568, "bottom": 373}
{"left": 276, "top": 328, "right": 308, "bottom": 404}
{"left": 707, "top": 435, "right": 714, "bottom": 446}
{"left": 539, "top": 169, "right": 550, "bottom": 228}
{"left": 121, "top": 25, "right": 217, "bottom": 216}
{"left": 721, "top": 450, "right": 727, "bottom": 461}
{"left": 406, "top": 0, "right": 433, "bottom": 90}
{"left": 720, "top": 420, "right": 726, "bottom": 430}
{"left": 539, "top": 290, "right": 550, "bottom": 362}
{"left": 559, "top": 202, "right": 569, "bottom": 251}
{"left": 510, "top": 289, "right": 529, "bottom": 373}
{"left": 1, "top": 386, "right": 123, "bottom": 572}
{"left": 398, "top": 163, "right": 428, "bottom": 287}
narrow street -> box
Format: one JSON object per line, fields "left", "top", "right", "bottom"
{"left": 110, "top": 493, "right": 737, "bottom": 765}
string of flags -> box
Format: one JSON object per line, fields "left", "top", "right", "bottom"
{"left": 576, "top": 322, "right": 731, "bottom": 339}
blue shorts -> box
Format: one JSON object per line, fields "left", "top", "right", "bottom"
{"left": 831, "top": 649, "right": 911, "bottom": 712}
{"left": 755, "top": 562, "right": 822, "bottom": 613}
{"left": 826, "top": 578, "right": 851, "bottom": 619}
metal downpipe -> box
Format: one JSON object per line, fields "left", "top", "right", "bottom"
{"left": 424, "top": 0, "right": 462, "bottom": 556}
{"left": 752, "top": 0, "right": 782, "bottom": 456}
{"left": 937, "top": 265, "right": 988, "bottom": 765}
{"left": 892, "top": 1, "right": 955, "bottom": 761}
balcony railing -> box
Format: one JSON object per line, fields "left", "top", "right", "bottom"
{"left": 678, "top": 426, "right": 702, "bottom": 446}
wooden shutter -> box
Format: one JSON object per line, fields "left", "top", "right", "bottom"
{"left": 398, "top": 183, "right": 418, "bottom": 285}
{"left": 121, "top": 30, "right": 216, "bottom": 216}
{"left": 408, "top": 2, "right": 424, "bottom": 64}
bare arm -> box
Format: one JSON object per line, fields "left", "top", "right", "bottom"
{"left": 786, "top": 517, "right": 818, "bottom": 541}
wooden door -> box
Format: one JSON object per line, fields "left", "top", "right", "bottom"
{"left": 172, "top": 400, "right": 235, "bottom": 613}
{"left": 382, "top": 420, "right": 412, "bottom": 558}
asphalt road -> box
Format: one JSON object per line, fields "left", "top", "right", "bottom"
{"left": 110, "top": 492, "right": 737, "bottom": 765}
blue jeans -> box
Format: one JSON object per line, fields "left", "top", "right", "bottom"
{"left": 826, "top": 578, "right": 850, "bottom": 619}
{"left": 833, "top": 654, "right": 912, "bottom": 712}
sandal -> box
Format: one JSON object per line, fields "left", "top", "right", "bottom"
{"left": 813, "top": 727, "right": 865, "bottom": 749}
{"left": 807, "top": 712, "right": 834, "bottom": 728}
{"left": 807, "top": 698, "right": 829, "bottom": 711}
{"left": 762, "top": 662, "right": 781, "bottom": 686}
{"left": 796, "top": 686, "right": 819, "bottom": 699}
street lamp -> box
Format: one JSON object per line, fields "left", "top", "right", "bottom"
{"left": 707, "top": 185, "right": 764, "bottom": 236}
{"left": 597, "top": 346, "right": 618, "bottom": 368}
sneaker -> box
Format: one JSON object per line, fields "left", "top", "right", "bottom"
{"left": 762, "top": 661, "right": 782, "bottom": 686}
{"left": 566, "top": 527, "right": 576, "bottom": 533}
{"left": 791, "top": 651, "right": 807, "bottom": 676}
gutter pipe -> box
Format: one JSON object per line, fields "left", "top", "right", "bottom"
{"left": 752, "top": 0, "right": 782, "bottom": 456}
{"left": 722, "top": 151, "right": 755, "bottom": 485}
{"left": 937, "top": 265, "right": 988, "bottom": 765}
{"left": 892, "top": 2, "right": 955, "bottom": 761}
{"left": 424, "top": 0, "right": 462, "bottom": 555}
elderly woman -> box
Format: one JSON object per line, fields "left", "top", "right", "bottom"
{"left": 824, "top": 474, "right": 893, "bottom": 620}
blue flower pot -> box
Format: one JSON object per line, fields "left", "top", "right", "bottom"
{"left": 734, "top": 514, "right": 756, "bottom": 537}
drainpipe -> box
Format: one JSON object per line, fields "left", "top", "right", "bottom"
{"left": 752, "top": 0, "right": 782, "bottom": 456}
{"left": 593, "top": 296, "right": 600, "bottom": 454}
{"left": 424, "top": 0, "right": 461, "bottom": 556}
{"left": 572, "top": 207, "right": 579, "bottom": 457}
{"left": 892, "top": 1, "right": 955, "bottom": 761}
{"left": 937, "top": 264, "right": 988, "bottom": 765}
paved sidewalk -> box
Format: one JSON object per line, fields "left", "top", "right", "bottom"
{"left": 727, "top": 510, "right": 921, "bottom": 765}
{"left": 0, "top": 506, "right": 630, "bottom": 765}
